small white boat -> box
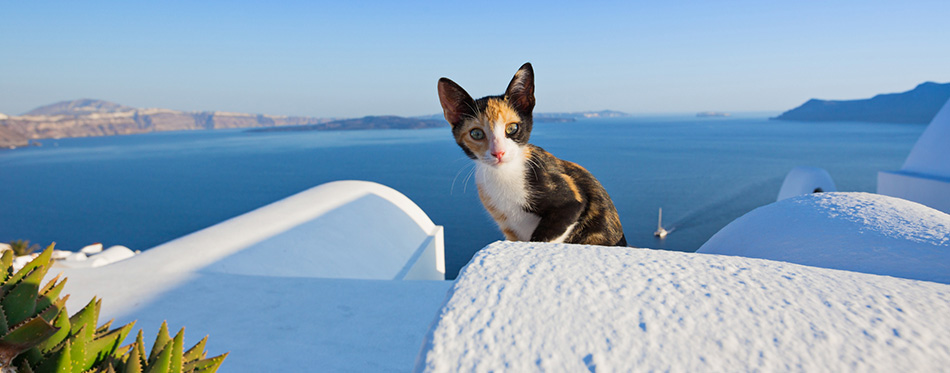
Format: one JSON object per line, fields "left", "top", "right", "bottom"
{"left": 654, "top": 208, "right": 668, "bottom": 239}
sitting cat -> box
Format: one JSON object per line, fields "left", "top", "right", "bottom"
{"left": 438, "top": 63, "right": 627, "bottom": 246}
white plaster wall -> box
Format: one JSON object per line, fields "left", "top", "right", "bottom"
{"left": 52, "top": 180, "right": 445, "bottom": 317}
{"left": 902, "top": 98, "right": 950, "bottom": 177}
{"left": 878, "top": 170, "right": 950, "bottom": 214}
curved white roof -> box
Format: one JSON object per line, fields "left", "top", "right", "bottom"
{"left": 902, "top": 97, "right": 950, "bottom": 178}
{"left": 698, "top": 192, "right": 950, "bottom": 283}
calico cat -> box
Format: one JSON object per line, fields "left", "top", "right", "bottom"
{"left": 438, "top": 63, "right": 627, "bottom": 246}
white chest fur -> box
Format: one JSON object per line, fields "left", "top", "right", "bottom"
{"left": 475, "top": 159, "right": 541, "bottom": 242}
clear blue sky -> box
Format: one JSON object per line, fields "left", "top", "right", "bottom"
{"left": 2, "top": 1, "right": 948, "bottom": 117}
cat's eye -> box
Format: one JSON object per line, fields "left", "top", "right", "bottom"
{"left": 470, "top": 128, "right": 485, "bottom": 140}
{"left": 505, "top": 122, "right": 519, "bottom": 135}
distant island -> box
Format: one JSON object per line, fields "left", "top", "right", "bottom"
{"left": 415, "top": 110, "right": 630, "bottom": 123}
{"left": 0, "top": 99, "right": 337, "bottom": 149}
{"left": 0, "top": 100, "right": 632, "bottom": 149}
{"left": 248, "top": 116, "right": 445, "bottom": 132}
{"left": 697, "top": 111, "right": 731, "bottom": 118}
{"left": 773, "top": 82, "right": 950, "bottom": 124}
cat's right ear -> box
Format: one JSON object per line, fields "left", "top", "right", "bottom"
{"left": 438, "top": 78, "right": 476, "bottom": 126}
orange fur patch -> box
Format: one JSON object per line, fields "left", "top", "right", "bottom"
{"left": 560, "top": 174, "right": 583, "bottom": 202}
{"left": 484, "top": 98, "right": 521, "bottom": 127}
{"left": 478, "top": 185, "right": 507, "bottom": 223}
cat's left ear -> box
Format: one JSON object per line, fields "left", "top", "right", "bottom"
{"left": 505, "top": 62, "right": 536, "bottom": 115}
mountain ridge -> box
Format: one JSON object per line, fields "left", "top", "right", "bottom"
{"left": 773, "top": 82, "right": 950, "bottom": 124}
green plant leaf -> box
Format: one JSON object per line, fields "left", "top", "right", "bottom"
{"left": 37, "top": 295, "right": 69, "bottom": 325}
{"left": 1, "top": 317, "right": 59, "bottom": 369}
{"left": 132, "top": 330, "right": 146, "bottom": 369}
{"left": 0, "top": 303, "right": 8, "bottom": 334}
{"left": 36, "top": 275, "right": 67, "bottom": 314}
{"left": 34, "top": 338, "right": 71, "bottom": 373}
{"left": 181, "top": 336, "right": 207, "bottom": 363}
{"left": 83, "top": 322, "right": 135, "bottom": 371}
{"left": 18, "top": 358, "right": 36, "bottom": 373}
{"left": 0, "top": 317, "right": 59, "bottom": 347}
{"left": 168, "top": 329, "right": 183, "bottom": 373}
{"left": 68, "top": 298, "right": 100, "bottom": 343}
{"left": 96, "top": 320, "right": 114, "bottom": 337}
{"left": 144, "top": 341, "right": 171, "bottom": 373}
{"left": 120, "top": 340, "right": 143, "bottom": 373}
{"left": 35, "top": 306, "right": 71, "bottom": 355}
{"left": 0, "top": 250, "right": 13, "bottom": 284}
{"left": 184, "top": 353, "right": 227, "bottom": 373}
{"left": 67, "top": 325, "right": 88, "bottom": 373}
{"left": 1, "top": 261, "right": 50, "bottom": 326}
{"left": 147, "top": 322, "right": 170, "bottom": 365}
{"left": 6, "top": 245, "right": 54, "bottom": 288}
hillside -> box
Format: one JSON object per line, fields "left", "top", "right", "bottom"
{"left": 248, "top": 115, "right": 445, "bottom": 132}
{"left": 0, "top": 99, "right": 333, "bottom": 149}
{"left": 773, "top": 82, "right": 950, "bottom": 124}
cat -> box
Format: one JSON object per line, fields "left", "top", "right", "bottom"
{"left": 438, "top": 62, "right": 627, "bottom": 246}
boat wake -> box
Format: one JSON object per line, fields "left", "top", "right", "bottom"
{"left": 661, "top": 177, "right": 782, "bottom": 235}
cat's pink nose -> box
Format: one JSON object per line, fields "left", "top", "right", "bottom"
{"left": 492, "top": 151, "right": 505, "bottom": 162}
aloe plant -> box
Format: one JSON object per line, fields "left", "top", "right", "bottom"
{"left": 0, "top": 245, "right": 227, "bottom": 373}
{"left": 4, "top": 240, "right": 39, "bottom": 257}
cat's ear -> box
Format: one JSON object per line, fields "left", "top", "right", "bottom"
{"left": 505, "top": 62, "right": 535, "bottom": 115}
{"left": 438, "top": 78, "right": 476, "bottom": 126}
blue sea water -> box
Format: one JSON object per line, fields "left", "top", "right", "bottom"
{"left": 0, "top": 117, "right": 924, "bottom": 278}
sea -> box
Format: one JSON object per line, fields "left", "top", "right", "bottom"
{"left": 0, "top": 116, "right": 925, "bottom": 278}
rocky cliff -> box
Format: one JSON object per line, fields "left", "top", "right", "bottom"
{"left": 0, "top": 99, "right": 333, "bottom": 149}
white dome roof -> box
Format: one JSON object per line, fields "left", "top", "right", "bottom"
{"left": 698, "top": 192, "right": 950, "bottom": 283}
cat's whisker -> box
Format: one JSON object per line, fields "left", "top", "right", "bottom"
{"left": 451, "top": 162, "right": 476, "bottom": 195}
{"left": 463, "top": 165, "right": 479, "bottom": 194}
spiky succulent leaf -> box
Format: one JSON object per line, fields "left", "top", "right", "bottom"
{"left": 184, "top": 353, "right": 227, "bottom": 373}
{"left": 0, "top": 304, "right": 8, "bottom": 334}
{"left": 34, "top": 305, "right": 71, "bottom": 355}
{"left": 2, "top": 263, "right": 48, "bottom": 327}
{"left": 0, "top": 317, "right": 59, "bottom": 350}
{"left": 181, "top": 337, "right": 206, "bottom": 364}
{"left": 147, "top": 323, "right": 170, "bottom": 366}
{"left": 68, "top": 299, "right": 100, "bottom": 344}
{"left": 83, "top": 322, "right": 135, "bottom": 371}
{"left": 37, "top": 295, "right": 69, "bottom": 325}
{"left": 144, "top": 342, "right": 172, "bottom": 373}
{"left": 36, "top": 276, "right": 67, "bottom": 315}
{"left": 33, "top": 338, "right": 71, "bottom": 373}
{"left": 132, "top": 330, "right": 146, "bottom": 369}
{"left": 1, "top": 318, "right": 58, "bottom": 370}
{"left": 38, "top": 275, "right": 61, "bottom": 298}
{"left": 67, "top": 325, "right": 90, "bottom": 372}
{"left": 120, "top": 340, "right": 143, "bottom": 373}
{"left": 168, "top": 329, "right": 184, "bottom": 373}
{"left": 5, "top": 246, "right": 54, "bottom": 289}
{"left": 0, "top": 251, "right": 12, "bottom": 283}
{"left": 95, "top": 321, "right": 114, "bottom": 337}
{"left": 18, "top": 359, "right": 36, "bottom": 373}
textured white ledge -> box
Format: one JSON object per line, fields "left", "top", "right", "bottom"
{"left": 416, "top": 242, "right": 950, "bottom": 372}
